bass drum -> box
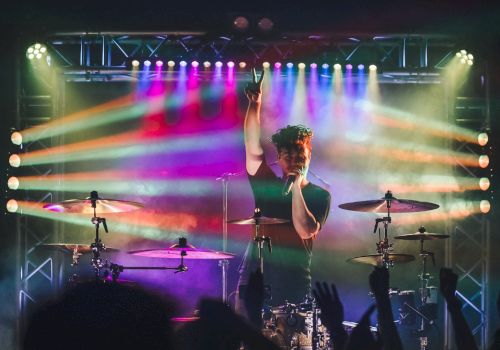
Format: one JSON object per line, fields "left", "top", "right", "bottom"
{"left": 262, "top": 303, "right": 330, "bottom": 350}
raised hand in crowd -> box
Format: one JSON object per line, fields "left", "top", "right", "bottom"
{"left": 244, "top": 68, "right": 264, "bottom": 103}
{"left": 439, "top": 268, "right": 478, "bottom": 350}
{"left": 312, "top": 281, "right": 348, "bottom": 350}
{"left": 369, "top": 267, "right": 404, "bottom": 350}
{"left": 345, "top": 304, "right": 382, "bottom": 350}
{"left": 244, "top": 268, "right": 265, "bottom": 329}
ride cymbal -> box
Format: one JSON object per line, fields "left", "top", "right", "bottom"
{"left": 338, "top": 191, "right": 439, "bottom": 213}
{"left": 347, "top": 253, "right": 415, "bottom": 266}
{"left": 43, "top": 198, "right": 144, "bottom": 214}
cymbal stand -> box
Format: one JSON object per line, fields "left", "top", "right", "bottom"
{"left": 373, "top": 191, "right": 394, "bottom": 268}
{"left": 253, "top": 208, "right": 272, "bottom": 275}
{"left": 89, "top": 191, "right": 108, "bottom": 279}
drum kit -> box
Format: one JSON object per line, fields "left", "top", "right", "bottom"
{"left": 41, "top": 189, "right": 446, "bottom": 350}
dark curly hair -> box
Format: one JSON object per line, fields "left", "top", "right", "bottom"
{"left": 271, "top": 125, "right": 313, "bottom": 154}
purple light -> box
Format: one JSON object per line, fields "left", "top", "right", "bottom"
{"left": 310, "top": 63, "right": 317, "bottom": 69}
{"left": 357, "top": 64, "right": 365, "bottom": 70}
{"left": 286, "top": 62, "right": 293, "bottom": 69}
{"left": 191, "top": 61, "right": 199, "bottom": 68}
{"left": 346, "top": 64, "right": 353, "bottom": 70}
{"left": 144, "top": 60, "right": 151, "bottom": 67}
{"left": 274, "top": 62, "right": 282, "bottom": 69}
{"left": 227, "top": 61, "right": 235, "bottom": 68}
{"left": 179, "top": 60, "right": 187, "bottom": 67}
{"left": 155, "top": 60, "right": 163, "bottom": 67}
{"left": 215, "top": 61, "right": 223, "bottom": 68}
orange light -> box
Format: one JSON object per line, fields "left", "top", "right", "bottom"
{"left": 480, "top": 200, "right": 491, "bottom": 214}
{"left": 478, "top": 155, "right": 490, "bottom": 168}
{"left": 479, "top": 178, "right": 490, "bottom": 191}
{"left": 6, "top": 199, "right": 18, "bottom": 213}
{"left": 478, "top": 133, "right": 488, "bottom": 146}
{"left": 9, "top": 154, "right": 21, "bottom": 167}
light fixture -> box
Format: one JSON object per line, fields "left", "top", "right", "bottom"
{"left": 11, "top": 131, "right": 23, "bottom": 145}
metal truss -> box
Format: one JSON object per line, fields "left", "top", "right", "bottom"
{"left": 37, "top": 31, "right": 459, "bottom": 83}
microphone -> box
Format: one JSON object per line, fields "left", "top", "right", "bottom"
{"left": 282, "top": 175, "right": 296, "bottom": 196}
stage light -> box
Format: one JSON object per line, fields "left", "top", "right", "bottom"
{"left": 321, "top": 63, "right": 329, "bottom": 69}
{"left": 203, "top": 61, "right": 211, "bottom": 68}
{"left": 144, "top": 60, "right": 151, "bottom": 67}
{"left": 467, "top": 54, "right": 474, "bottom": 60}
{"left": 358, "top": 64, "right": 365, "bottom": 70}
{"left": 479, "top": 155, "right": 490, "bottom": 168}
{"left": 286, "top": 62, "right": 294, "bottom": 69}
{"left": 460, "top": 58, "right": 466, "bottom": 64}
{"left": 239, "top": 62, "right": 246, "bottom": 68}
{"left": 131, "top": 60, "right": 140, "bottom": 67}
{"left": 233, "top": 16, "right": 250, "bottom": 31}
{"left": 333, "top": 63, "right": 341, "bottom": 70}
{"left": 456, "top": 52, "right": 462, "bottom": 57}
{"left": 257, "top": 17, "right": 274, "bottom": 32}
{"left": 274, "top": 62, "right": 282, "bottom": 69}
{"left": 479, "top": 177, "right": 491, "bottom": 191}
{"left": 298, "top": 63, "right": 306, "bottom": 69}
{"left": 262, "top": 62, "right": 270, "bottom": 68}
{"left": 191, "top": 61, "right": 199, "bottom": 68}
{"left": 155, "top": 60, "right": 164, "bottom": 67}
{"left": 8, "top": 177, "right": 19, "bottom": 190}
{"left": 467, "top": 60, "right": 473, "bottom": 66}
{"left": 11, "top": 131, "right": 23, "bottom": 145}
{"left": 227, "top": 61, "right": 235, "bottom": 68}
{"left": 215, "top": 61, "right": 223, "bottom": 68}
{"left": 167, "top": 60, "right": 175, "bottom": 67}
{"left": 26, "top": 43, "right": 48, "bottom": 61}
{"left": 179, "top": 60, "right": 187, "bottom": 67}
{"left": 480, "top": 200, "right": 491, "bottom": 214}
{"left": 369, "top": 64, "right": 377, "bottom": 71}
{"left": 460, "top": 50, "right": 467, "bottom": 55}
{"left": 310, "top": 63, "right": 317, "bottom": 69}
{"left": 346, "top": 64, "right": 353, "bottom": 70}
{"left": 9, "top": 154, "right": 21, "bottom": 168}
{"left": 6, "top": 199, "right": 18, "bottom": 213}
{"left": 478, "top": 132, "right": 489, "bottom": 146}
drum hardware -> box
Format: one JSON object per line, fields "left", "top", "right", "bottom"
{"left": 38, "top": 243, "right": 119, "bottom": 266}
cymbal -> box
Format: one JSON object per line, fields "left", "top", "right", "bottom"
{"left": 347, "top": 253, "right": 415, "bottom": 266}
{"left": 39, "top": 243, "right": 119, "bottom": 255}
{"left": 338, "top": 194, "right": 439, "bottom": 213}
{"left": 394, "top": 232, "right": 449, "bottom": 240}
{"left": 43, "top": 198, "right": 144, "bottom": 214}
{"left": 129, "top": 243, "right": 235, "bottom": 260}
{"left": 227, "top": 216, "right": 289, "bottom": 225}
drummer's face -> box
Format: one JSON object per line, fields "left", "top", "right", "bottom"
{"left": 278, "top": 145, "right": 311, "bottom": 175}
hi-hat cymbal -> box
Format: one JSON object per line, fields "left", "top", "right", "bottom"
{"left": 347, "top": 253, "right": 415, "bottom": 266}
{"left": 39, "top": 243, "right": 119, "bottom": 255}
{"left": 129, "top": 243, "right": 235, "bottom": 260}
{"left": 43, "top": 198, "right": 144, "bottom": 214}
{"left": 338, "top": 192, "right": 439, "bottom": 213}
{"left": 395, "top": 232, "right": 449, "bottom": 241}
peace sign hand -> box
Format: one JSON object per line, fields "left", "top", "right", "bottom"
{"left": 245, "top": 68, "right": 264, "bottom": 103}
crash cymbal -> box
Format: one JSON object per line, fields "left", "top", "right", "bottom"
{"left": 395, "top": 228, "right": 449, "bottom": 241}
{"left": 347, "top": 253, "right": 415, "bottom": 266}
{"left": 338, "top": 192, "right": 439, "bottom": 213}
{"left": 129, "top": 244, "right": 235, "bottom": 260}
{"left": 43, "top": 198, "right": 144, "bottom": 214}
{"left": 227, "top": 216, "right": 289, "bottom": 225}
{"left": 39, "top": 243, "right": 119, "bottom": 254}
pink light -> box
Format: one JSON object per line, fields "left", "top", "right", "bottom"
{"left": 191, "top": 61, "right": 199, "bottom": 68}
{"left": 215, "top": 61, "right": 223, "bottom": 68}
{"left": 227, "top": 61, "right": 235, "bottom": 68}
{"left": 346, "top": 64, "right": 353, "bottom": 70}
{"left": 155, "top": 60, "right": 163, "bottom": 67}
{"left": 310, "top": 63, "right": 317, "bottom": 69}
{"left": 274, "top": 62, "right": 282, "bottom": 69}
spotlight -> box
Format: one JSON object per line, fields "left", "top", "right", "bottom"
{"left": 478, "top": 155, "right": 490, "bottom": 168}
{"left": 333, "top": 63, "right": 341, "bottom": 70}
{"left": 274, "top": 62, "right": 282, "bottom": 69}
{"left": 26, "top": 43, "right": 48, "bottom": 61}
{"left": 227, "top": 61, "right": 235, "bottom": 68}
{"left": 191, "top": 61, "right": 199, "bottom": 68}
{"left": 167, "top": 60, "right": 175, "bottom": 67}
{"left": 9, "top": 154, "right": 21, "bottom": 167}
{"left": 479, "top": 177, "right": 491, "bottom": 191}
{"left": 478, "top": 132, "right": 489, "bottom": 146}
{"left": 455, "top": 52, "right": 462, "bottom": 57}
{"left": 460, "top": 58, "right": 466, "bottom": 64}
{"left": 8, "top": 177, "right": 19, "bottom": 190}
{"left": 358, "top": 64, "right": 365, "bottom": 70}
{"left": 262, "top": 62, "right": 270, "bottom": 69}
{"left": 286, "top": 62, "right": 294, "bottom": 69}
{"left": 460, "top": 49, "right": 467, "bottom": 56}
{"left": 233, "top": 16, "right": 250, "bottom": 32}
{"left": 155, "top": 60, "right": 164, "bottom": 67}
{"left": 215, "top": 61, "right": 223, "bottom": 68}
{"left": 203, "top": 61, "right": 211, "bottom": 68}
{"left": 179, "top": 61, "right": 187, "bottom": 67}
{"left": 346, "top": 64, "right": 353, "bottom": 70}
{"left": 480, "top": 200, "right": 491, "bottom": 214}
{"left": 144, "top": 60, "right": 151, "bottom": 67}
{"left": 239, "top": 62, "right": 247, "bottom": 68}
{"left": 467, "top": 54, "right": 474, "bottom": 60}
{"left": 131, "top": 59, "right": 140, "bottom": 68}
{"left": 257, "top": 17, "right": 274, "bottom": 32}
{"left": 321, "top": 63, "right": 329, "bottom": 69}
{"left": 6, "top": 199, "right": 18, "bottom": 213}
{"left": 11, "top": 131, "right": 23, "bottom": 145}
{"left": 369, "top": 64, "right": 377, "bottom": 71}
{"left": 310, "top": 63, "right": 317, "bottom": 69}
{"left": 467, "top": 60, "right": 473, "bottom": 66}
{"left": 298, "top": 63, "right": 306, "bottom": 69}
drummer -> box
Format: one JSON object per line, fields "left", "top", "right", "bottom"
{"left": 238, "top": 69, "right": 331, "bottom": 306}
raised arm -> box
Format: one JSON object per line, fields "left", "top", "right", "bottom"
{"left": 244, "top": 68, "right": 265, "bottom": 175}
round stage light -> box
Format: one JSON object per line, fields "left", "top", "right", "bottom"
{"left": 310, "top": 63, "right": 317, "bottom": 69}
{"left": 9, "top": 154, "right": 21, "bottom": 168}
{"left": 239, "top": 62, "right": 247, "bottom": 68}
{"left": 167, "top": 60, "right": 175, "bottom": 67}
{"left": 346, "top": 64, "right": 353, "bottom": 70}
{"left": 203, "top": 61, "right": 211, "bottom": 68}
{"left": 156, "top": 60, "right": 164, "bottom": 67}
{"left": 233, "top": 16, "right": 250, "bottom": 31}
{"left": 26, "top": 43, "right": 48, "bottom": 61}
{"left": 144, "top": 60, "right": 151, "bottom": 67}
{"left": 8, "top": 177, "right": 19, "bottom": 190}
{"left": 369, "top": 64, "right": 377, "bottom": 71}
{"left": 478, "top": 155, "right": 490, "bottom": 168}
{"left": 179, "top": 61, "right": 187, "bottom": 67}
{"left": 262, "top": 62, "right": 270, "bottom": 68}
{"left": 479, "top": 177, "right": 491, "bottom": 191}
{"left": 298, "top": 63, "right": 306, "bottom": 69}
{"left": 456, "top": 52, "right": 462, "bottom": 57}
{"left": 191, "top": 61, "right": 199, "bottom": 68}
{"left": 274, "top": 62, "right": 282, "bottom": 69}
{"left": 460, "top": 58, "right": 466, "bottom": 64}
{"left": 478, "top": 132, "right": 489, "bottom": 146}
{"left": 286, "top": 62, "right": 294, "bottom": 69}
{"left": 467, "top": 60, "right": 473, "bottom": 66}
{"left": 321, "top": 63, "right": 329, "bottom": 69}
{"left": 6, "top": 199, "right": 18, "bottom": 213}
{"left": 227, "top": 61, "right": 235, "bottom": 68}
{"left": 257, "top": 17, "right": 274, "bottom": 32}
{"left": 358, "top": 64, "right": 365, "bottom": 70}
{"left": 480, "top": 200, "right": 491, "bottom": 214}
{"left": 215, "top": 61, "right": 223, "bottom": 68}
{"left": 467, "top": 54, "right": 474, "bottom": 60}
{"left": 333, "top": 63, "right": 341, "bottom": 70}
{"left": 460, "top": 49, "right": 467, "bottom": 56}
{"left": 11, "top": 131, "right": 23, "bottom": 145}
{"left": 131, "top": 60, "right": 140, "bottom": 67}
